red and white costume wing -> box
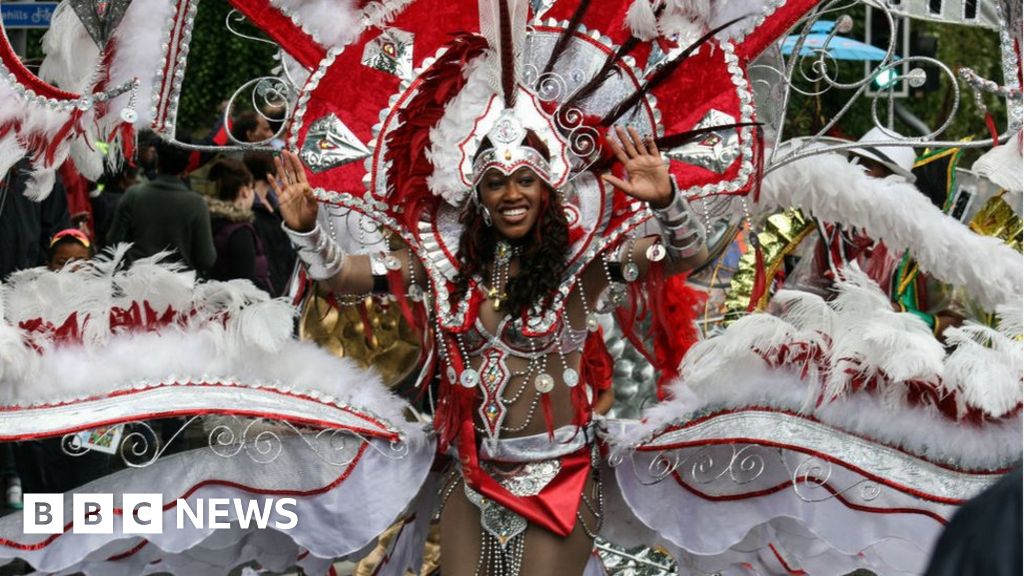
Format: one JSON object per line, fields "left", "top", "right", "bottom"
{"left": 606, "top": 265, "right": 1022, "bottom": 574}
{"left": 0, "top": 253, "right": 433, "bottom": 574}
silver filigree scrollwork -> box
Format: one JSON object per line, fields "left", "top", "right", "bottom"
{"left": 631, "top": 449, "right": 685, "bottom": 486}
{"left": 524, "top": 59, "right": 604, "bottom": 179}
{"left": 62, "top": 415, "right": 406, "bottom": 468}
{"left": 223, "top": 76, "right": 295, "bottom": 146}
{"left": 764, "top": 0, "right": 1009, "bottom": 176}
{"left": 208, "top": 418, "right": 282, "bottom": 464}
{"left": 728, "top": 445, "right": 767, "bottom": 485}
{"left": 523, "top": 62, "right": 569, "bottom": 102}
{"left": 225, "top": 9, "right": 277, "bottom": 47}
{"left": 684, "top": 444, "right": 768, "bottom": 486}
{"left": 206, "top": 416, "right": 404, "bottom": 466}
{"left": 154, "top": 10, "right": 295, "bottom": 153}
{"left": 791, "top": 453, "right": 834, "bottom": 501}
{"left": 789, "top": 453, "right": 882, "bottom": 504}
{"left": 66, "top": 416, "right": 205, "bottom": 468}
{"left": 689, "top": 448, "right": 720, "bottom": 484}
{"left": 554, "top": 106, "right": 602, "bottom": 174}
{"left": 860, "top": 480, "right": 882, "bottom": 502}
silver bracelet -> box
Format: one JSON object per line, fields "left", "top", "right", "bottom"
{"left": 282, "top": 222, "right": 345, "bottom": 280}
{"left": 652, "top": 184, "right": 706, "bottom": 260}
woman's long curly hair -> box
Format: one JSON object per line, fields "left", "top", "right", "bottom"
{"left": 450, "top": 132, "right": 570, "bottom": 317}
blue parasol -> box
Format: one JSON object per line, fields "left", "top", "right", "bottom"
{"left": 782, "top": 20, "right": 888, "bottom": 61}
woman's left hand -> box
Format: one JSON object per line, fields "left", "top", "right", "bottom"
{"left": 601, "top": 126, "right": 673, "bottom": 209}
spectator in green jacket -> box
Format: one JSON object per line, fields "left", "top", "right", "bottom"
{"left": 107, "top": 139, "right": 216, "bottom": 272}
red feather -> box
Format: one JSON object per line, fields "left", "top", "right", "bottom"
{"left": 384, "top": 34, "right": 489, "bottom": 232}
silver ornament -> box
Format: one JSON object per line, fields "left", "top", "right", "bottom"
{"left": 460, "top": 368, "right": 480, "bottom": 388}
{"left": 623, "top": 262, "right": 640, "bottom": 282}
{"left": 534, "top": 373, "right": 554, "bottom": 393}
{"left": 646, "top": 243, "right": 667, "bottom": 262}
{"left": 408, "top": 284, "right": 424, "bottom": 302}
{"left": 563, "top": 369, "right": 579, "bottom": 388}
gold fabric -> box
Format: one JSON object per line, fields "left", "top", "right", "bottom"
{"left": 299, "top": 291, "right": 423, "bottom": 388}
{"left": 969, "top": 194, "right": 1023, "bottom": 253}
{"left": 723, "top": 210, "right": 814, "bottom": 321}
{"left": 353, "top": 520, "right": 442, "bottom": 576}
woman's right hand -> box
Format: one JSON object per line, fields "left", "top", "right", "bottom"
{"left": 270, "top": 150, "right": 319, "bottom": 232}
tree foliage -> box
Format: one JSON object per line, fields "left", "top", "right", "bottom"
{"left": 177, "top": 0, "right": 277, "bottom": 136}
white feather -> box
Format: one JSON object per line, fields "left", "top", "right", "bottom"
{"left": 229, "top": 298, "right": 296, "bottom": 353}
{"left": 359, "top": 0, "right": 415, "bottom": 29}
{"left": 69, "top": 132, "right": 104, "bottom": 181}
{"left": 0, "top": 134, "right": 27, "bottom": 179}
{"left": 0, "top": 89, "right": 21, "bottom": 126}
{"left": 943, "top": 323, "right": 1023, "bottom": 418}
{"left": 825, "top": 266, "right": 946, "bottom": 403}
{"left": 0, "top": 285, "right": 37, "bottom": 401}
{"left": 281, "top": 52, "right": 312, "bottom": 89}
{"left": 658, "top": 0, "right": 712, "bottom": 45}
{"left": 103, "top": 0, "right": 179, "bottom": 130}
{"left": 2, "top": 330, "right": 420, "bottom": 438}
{"left": 621, "top": 252, "right": 1021, "bottom": 467}
{"left": 23, "top": 167, "right": 58, "bottom": 202}
{"left": 0, "top": 253, "right": 401, "bottom": 434}
{"left": 758, "top": 152, "right": 1023, "bottom": 311}
{"left": 625, "top": 0, "right": 659, "bottom": 41}
{"left": 710, "top": 0, "right": 771, "bottom": 41}
{"left": 38, "top": 0, "right": 101, "bottom": 92}
{"left": 267, "top": 0, "right": 362, "bottom": 48}
{"left": 114, "top": 250, "right": 195, "bottom": 312}
{"left": 996, "top": 303, "right": 1023, "bottom": 338}
{"left": 771, "top": 289, "right": 834, "bottom": 335}
{"left": 425, "top": 54, "right": 496, "bottom": 205}
{"left": 677, "top": 313, "right": 798, "bottom": 396}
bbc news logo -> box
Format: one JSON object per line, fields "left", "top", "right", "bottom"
{"left": 23, "top": 494, "right": 298, "bottom": 534}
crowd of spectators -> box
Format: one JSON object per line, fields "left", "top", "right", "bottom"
{"left": 0, "top": 110, "right": 300, "bottom": 513}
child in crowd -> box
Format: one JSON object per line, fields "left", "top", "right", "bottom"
{"left": 47, "top": 228, "right": 93, "bottom": 270}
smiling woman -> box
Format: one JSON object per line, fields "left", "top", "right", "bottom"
{"left": 454, "top": 131, "right": 571, "bottom": 318}
{"left": 272, "top": 103, "right": 709, "bottom": 576}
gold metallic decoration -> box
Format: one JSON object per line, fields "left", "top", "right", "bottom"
{"left": 353, "top": 520, "right": 442, "bottom": 576}
{"left": 488, "top": 287, "right": 507, "bottom": 311}
{"left": 723, "top": 210, "right": 814, "bottom": 322}
{"left": 951, "top": 193, "right": 1024, "bottom": 327}
{"left": 969, "top": 194, "right": 1023, "bottom": 253}
{"left": 299, "top": 291, "right": 423, "bottom": 389}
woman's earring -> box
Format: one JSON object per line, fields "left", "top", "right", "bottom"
{"left": 479, "top": 205, "right": 493, "bottom": 227}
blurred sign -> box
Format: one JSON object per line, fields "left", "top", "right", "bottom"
{"left": 1, "top": 2, "right": 58, "bottom": 29}
{"left": 886, "top": 0, "right": 998, "bottom": 29}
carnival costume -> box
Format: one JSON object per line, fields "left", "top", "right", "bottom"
{"left": 1, "top": 0, "right": 1023, "bottom": 575}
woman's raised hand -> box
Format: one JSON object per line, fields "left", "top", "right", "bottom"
{"left": 601, "top": 126, "right": 673, "bottom": 209}
{"left": 270, "top": 150, "right": 319, "bottom": 232}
